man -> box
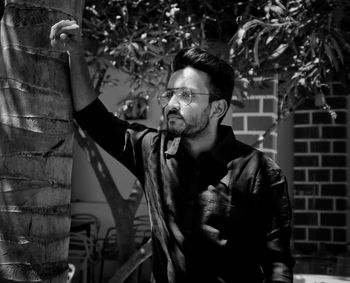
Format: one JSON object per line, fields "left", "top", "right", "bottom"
{"left": 51, "top": 20, "right": 294, "bottom": 283}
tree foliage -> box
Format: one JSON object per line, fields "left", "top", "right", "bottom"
{"left": 82, "top": 0, "right": 238, "bottom": 96}
{"left": 82, "top": 0, "right": 350, "bottom": 122}
{"left": 231, "top": 0, "right": 350, "bottom": 120}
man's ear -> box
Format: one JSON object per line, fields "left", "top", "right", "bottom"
{"left": 211, "top": 99, "right": 227, "bottom": 119}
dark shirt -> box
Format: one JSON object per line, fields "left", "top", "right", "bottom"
{"left": 75, "top": 99, "right": 294, "bottom": 283}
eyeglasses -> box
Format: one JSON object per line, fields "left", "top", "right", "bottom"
{"left": 157, "top": 87, "right": 210, "bottom": 107}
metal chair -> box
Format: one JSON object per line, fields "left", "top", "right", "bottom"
{"left": 99, "top": 226, "right": 119, "bottom": 283}
{"left": 133, "top": 215, "right": 151, "bottom": 248}
{"left": 99, "top": 215, "right": 151, "bottom": 282}
{"left": 71, "top": 213, "right": 101, "bottom": 282}
{"left": 71, "top": 213, "right": 101, "bottom": 240}
{"left": 69, "top": 232, "right": 94, "bottom": 283}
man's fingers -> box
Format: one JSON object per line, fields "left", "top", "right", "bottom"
{"left": 60, "top": 33, "right": 68, "bottom": 41}
{"left": 50, "top": 21, "right": 78, "bottom": 39}
{"left": 50, "top": 20, "right": 78, "bottom": 40}
{"left": 55, "top": 24, "right": 80, "bottom": 38}
{"left": 50, "top": 20, "right": 69, "bottom": 39}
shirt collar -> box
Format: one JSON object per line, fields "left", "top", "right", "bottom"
{"left": 165, "top": 136, "right": 182, "bottom": 157}
{"left": 164, "top": 125, "right": 238, "bottom": 166}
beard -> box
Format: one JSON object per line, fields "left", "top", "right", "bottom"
{"left": 166, "top": 105, "right": 211, "bottom": 138}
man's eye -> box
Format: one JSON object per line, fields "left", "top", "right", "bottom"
{"left": 164, "top": 90, "right": 173, "bottom": 98}
{"left": 181, "top": 89, "right": 192, "bottom": 99}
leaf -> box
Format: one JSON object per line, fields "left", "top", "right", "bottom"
{"left": 302, "top": 59, "right": 314, "bottom": 70}
{"left": 233, "top": 77, "right": 249, "bottom": 104}
{"left": 234, "top": 28, "right": 247, "bottom": 46}
{"left": 230, "top": 19, "right": 265, "bottom": 46}
{"left": 270, "top": 5, "right": 284, "bottom": 15}
{"left": 275, "top": 0, "right": 287, "bottom": 10}
{"left": 288, "top": 5, "right": 301, "bottom": 15}
{"left": 231, "top": 99, "right": 245, "bottom": 108}
{"left": 268, "top": 43, "right": 289, "bottom": 60}
{"left": 146, "top": 44, "right": 162, "bottom": 55}
{"left": 291, "top": 71, "right": 301, "bottom": 80}
{"left": 132, "top": 42, "right": 140, "bottom": 51}
{"left": 309, "top": 32, "right": 317, "bottom": 50}
{"left": 324, "top": 43, "right": 339, "bottom": 72}
{"left": 314, "top": 92, "right": 326, "bottom": 107}
{"left": 241, "top": 19, "right": 265, "bottom": 31}
{"left": 253, "top": 33, "right": 262, "bottom": 66}
{"left": 253, "top": 27, "right": 271, "bottom": 67}
{"left": 298, "top": 78, "right": 306, "bottom": 86}
{"left": 266, "top": 27, "right": 280, "bottom": 45}
{"left": 332, "top": 28, "right": 350, "bottom": 53}
{"left": 329, "top": 35, "right": 344, "bottom": 65}
{"left": 149, "top": 31, "right": 164, "bottom": 36}
{"left": 308, "top": 65, "right": 319, "bottom": 76}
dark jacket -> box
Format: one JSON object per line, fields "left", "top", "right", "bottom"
{"left": 75, "top": 99, "right": 294, "bottom": 283}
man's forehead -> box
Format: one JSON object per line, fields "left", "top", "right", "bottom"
{"left": 168, "top": 66, "right": 210, "bottom": 89}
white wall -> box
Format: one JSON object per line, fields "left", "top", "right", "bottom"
{"left": 71, "top": 70, "right": 161, "bottom": 237}
{"left": 277, "top": 113, "right": 295, "bottom": 201}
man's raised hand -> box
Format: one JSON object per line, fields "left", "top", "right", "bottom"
{"left": 50, "top": 20, "right": 81, "bottom": 54}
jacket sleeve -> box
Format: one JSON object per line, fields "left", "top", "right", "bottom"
{"left": 74, "top": 98, "right": 155, "bottom": 182}
{"left": 259, "top": 157, "right": 295, "bottom": 283}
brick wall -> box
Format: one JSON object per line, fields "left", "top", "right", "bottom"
{"left": 293, "top": 82, "right": 349, "bottom": 255}
{"left": 232, "top": 77, "right": 349, "bottom": 255}
{"left": 232, "top": 76, "right": 279, "bottom": 160}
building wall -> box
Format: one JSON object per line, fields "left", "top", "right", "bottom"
{"left": 292, "top": 82, "right": 349, "bottom": 255}
{"left": 232, "top": 77, "right": 350, "bottom": 255}
{"left": 232, "top": 76, "right": 279, "bottom": 160}
{"left": 231, "top": 74, "right": 295, "bottom": 225}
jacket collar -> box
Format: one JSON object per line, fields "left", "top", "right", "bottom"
{"left": 165, "top": 125, "right": 237, "bottom": 166}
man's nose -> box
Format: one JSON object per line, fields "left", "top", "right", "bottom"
{"left": 167, "top": 94, "right": 181, "bottom": 108}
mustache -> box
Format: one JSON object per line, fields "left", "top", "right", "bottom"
{"left": 166, "top": 109, "right": 182, "bottom": 117}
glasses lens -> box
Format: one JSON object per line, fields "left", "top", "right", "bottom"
{"left": 158, "top": 90, "right": 172, "bottom": 107}
{"left": 179, "top": 88, "right": 192, "bottom": 104}
{"left": 157, "top": 88, "right": 193, "bottom": 106}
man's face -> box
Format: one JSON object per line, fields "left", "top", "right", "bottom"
{"left": 163, "top": 66, "right": 213, "bottom": 137}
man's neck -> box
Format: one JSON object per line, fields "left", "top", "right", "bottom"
{"left": 183, "top": 128, "right": 217, "bottom": 159}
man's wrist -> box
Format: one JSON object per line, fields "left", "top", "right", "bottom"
{"left": 68, "top": 46, "right": 84, "bottom": 58}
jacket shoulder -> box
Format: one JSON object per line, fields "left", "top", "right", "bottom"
{"left": 231, "top": 139, "right": 284, "bottom": 187}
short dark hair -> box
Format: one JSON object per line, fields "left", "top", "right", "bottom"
{"left": 172, "top": 47, "right": 235, "bottom": 112}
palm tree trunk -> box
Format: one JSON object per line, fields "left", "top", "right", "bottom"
{"left": 0, "top": 0, "right": 84, "bottom": 282}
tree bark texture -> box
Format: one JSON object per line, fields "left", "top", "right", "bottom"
{"left": 0, "top": 0, "right": 84, "bottom": 282}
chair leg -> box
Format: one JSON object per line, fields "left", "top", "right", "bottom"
{"left": 99, "top": 259, "right": 104, "bottom": 283}
{"left": 82, "top": 261, "right": 87, "bottom": 283}
{"left": 91, "top": 261, "right": 96, "bottom": 283}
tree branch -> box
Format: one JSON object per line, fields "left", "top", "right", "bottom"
{"left": 73, "top": 120, "right": 123, "bottom": 202}
{"left": 94, "top": 67, "right": 107, "bottom": 94}
{"left": 108, "top": 239, "right": 152, "bottom": 283}
{"left": 127, "top": 180, "right": 144, "bottom": 215}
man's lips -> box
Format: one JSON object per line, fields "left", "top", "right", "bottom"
{"left": 167, "top": 114, "right": 182, "bottom": 120}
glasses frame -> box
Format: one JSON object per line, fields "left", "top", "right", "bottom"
{"left": 157, "top": 87, "right": 211, "bottom": 107}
